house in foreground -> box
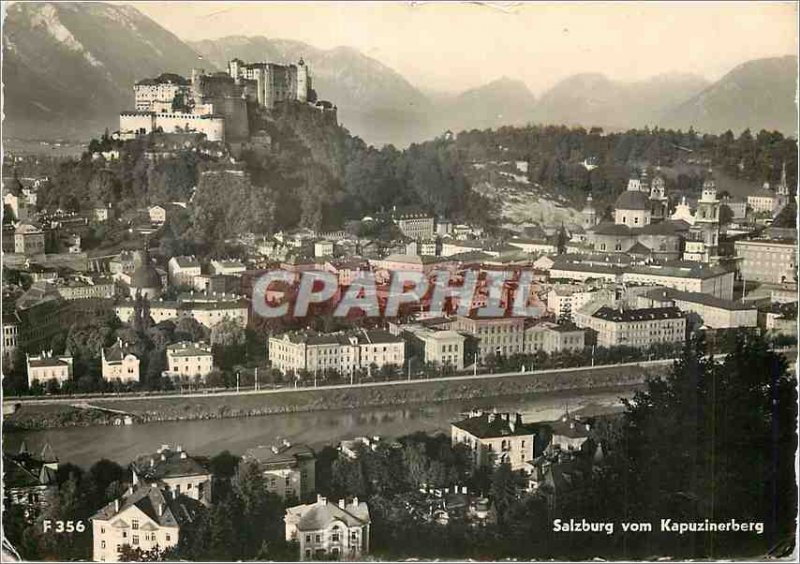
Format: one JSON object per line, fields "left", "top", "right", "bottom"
{"left": 285, "top": 495, "right": 371, "bottom": 561}
{"left": 90, "top": 484, "right": 202, "bottom": 562}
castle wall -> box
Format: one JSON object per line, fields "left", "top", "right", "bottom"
{"left": 120, "top": 112, "right": 156, "bottom": 137}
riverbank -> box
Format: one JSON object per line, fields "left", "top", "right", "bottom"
{"left": 4, "top": 362, "right": 666, "bottom": 430}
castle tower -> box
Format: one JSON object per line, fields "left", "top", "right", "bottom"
{"left": 582, "top": 193, "right": 598, "bottom": 229}
{"left": 296, "top": 58, "right": 309, "bottom": 103}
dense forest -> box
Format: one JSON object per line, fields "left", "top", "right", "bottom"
{"left": 27, "top": 104, "right": 798, "bottom": 259}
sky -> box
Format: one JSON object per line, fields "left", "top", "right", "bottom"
{"left": 129, "top": 1, "right": 798, "bottom": 95}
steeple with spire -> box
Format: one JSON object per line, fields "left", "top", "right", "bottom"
{"left": 776, "top": 161, "right": 789, "bottom": 196}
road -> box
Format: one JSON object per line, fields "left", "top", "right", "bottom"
{"left": 4, "top": 358, "right": 670, "bottom": 407}
{"left": 5, "top": 347, "right": 794, "bottom": 409}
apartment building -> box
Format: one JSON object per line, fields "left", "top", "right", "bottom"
{"left": 453, "top": 316, "right": 526, "bottom": 361}
{"left": 401, "top": 326, "right": 466, "bottom": 370}
{"left": 524, "top": 322, "right": 586, "bottom": 354}
{"left": 394, "top": 211, "right": 435, "bottom": 240}
{"left": 268, "top": 330, "right": 404, "bottom": 376}
{"left": 735, "top": 238, "right": 797, "bottom": 285}
{"left": 165, "top": 342, "right": 214, "bottom": 380}
{"left": 637, "top": 288, "right": 758, "bottom": 329}
{"left": 580, "top": 306, "right": 686, "bottom": 348}
{"left": 451, "top": 410, "right": 535, "bottom": 471}
{"left": 168, "top": 256, "right": 202, "bottom": 287}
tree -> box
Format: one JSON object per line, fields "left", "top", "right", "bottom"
{"left": 607, "top": 335, "right": 797, "bottom": 557}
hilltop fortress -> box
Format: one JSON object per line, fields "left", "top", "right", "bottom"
{"left": 119, "top": 58, "right": 336, "bottom": 143}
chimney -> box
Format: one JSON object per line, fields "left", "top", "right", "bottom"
{"left": 114, "top": 499, "right": 120, "bottom": 512}
{"left": 158, "top": 502, "right": 164, "bottom": 517}
{"left": 352, "top": 497, "right": 359, "bottom": 508}
{"left": 317, "top": 494, "right": 326, "bottom": 505}
{"left": 180, "top": 452, "right": 187, "bottom": 459}
{"left": 176, "top": 445, "right": 182, "bottom": 453}
{"left": 282, "top": 439, "right": 291, "bottom": 447}
{"left": 338, "top": 499, "right": 346, "bottom": 509}
{"left": 161, "top": 454, "right": 166, "bottom": 461}
{"left": 515, "top": 413, "right": 523, "bottom": 427}
{"left": 150, "top": 458, "right": 155, "bottom": 468}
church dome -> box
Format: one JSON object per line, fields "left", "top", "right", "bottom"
{"left": 615, "top": 190, "right": 649, "bottom": 211}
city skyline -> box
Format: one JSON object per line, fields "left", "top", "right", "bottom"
{"left": 127, "top": 1, "right": 798, "bottom": 95}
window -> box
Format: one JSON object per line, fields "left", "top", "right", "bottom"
{"left": 306, "top": 534, "right": 312, "bottom": 543}
{"left": 122, "top": 532, "right": 127, "bottom": 539}
{"left": 101, "top": 527, "right": 105, "bottom": 534}
{"left": 305, "top": 549, "right": 312, "bottom": 559}
{"left": 133, "top": 535, "right": 139, "bottom": 546}
{"left": 132, "top": 519, "right": 139, "bottom": 530}
{"left": 165, "top": 534, "right": 171, "bottom": 542}
{"left": 316, "top": 534, "right": 322, "bottom": 543}
{"left": 101, "top": 541, "right": 106, "bottom": 549}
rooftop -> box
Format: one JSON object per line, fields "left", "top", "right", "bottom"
{"left": 452, "top": 410, "right": 533, "bottom": 439}
{"left": 592, "top": 306, "right": 684, "bottom": 322}
{"left": 131, "top": 446, "right": 210, "bottom": 481}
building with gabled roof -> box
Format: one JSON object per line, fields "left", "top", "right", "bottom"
{"left": 102, "top": 339, "right": 140, "bottom": 383}
{"left": 164, "top": 342, "right": 214, "bottom": 381}
{"left": 243, "top": 442, "right": 316, "bottom": 501}
{"left": 26, "top": 351, "right": 73, "bottom": 387}
{"left": 580, "top": 305, "right": 686, "bottom": 348}
{"left": 3, "top": 442, "right": 59, "bottom": 519}
{"left": 91, "top": 483, "right": 202, "bottom": 563}
{"left": 285, "top": 495, "right": 371, "bottom": 561}
{"left": 130, "top": 444, "right": 212, "bottom": 505}
{"left": 451, "top": 409, "right": 535, "bottom": 470}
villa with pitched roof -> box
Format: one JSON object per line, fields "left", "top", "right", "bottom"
{"left": 285, "top": 495, "right": 371, "bottom": 561}
{"left": 90, "top": 483, "right": 202, "bottom": 562}
{"left": 130, "top": 445, "right": 212, "bottom": 505}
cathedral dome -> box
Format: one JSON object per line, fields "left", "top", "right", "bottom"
{"left": 615, "top": 190, "right": 649, "bottom": 211}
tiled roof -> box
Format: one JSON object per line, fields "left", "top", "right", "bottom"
{"left": 91, "top": 485, "right": 200, "bottom": 527}
{"left": 244, "top": 444, "right": 315, "bottom": 468}
{"left": 643, "top": 288, "right": 755, "bottom": 311}
{"left": 592, "top": 306, "right": 684, "bottom": 322}
{"left": 452, "top": 412, "right": 533, "bottom": 439}
{"left": 291, "top": 500, "right": 371, "bottom": 531}
{"left": 131, "top": 448, "right": 210, "bottom": 481}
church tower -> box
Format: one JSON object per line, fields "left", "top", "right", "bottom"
{"left": 776, "top": 161, "right": 789, "bottom": 196}
{"left": 649, "top": 170, "right": 668, "bottom": 223}
{"left": 694, "top": 171, "right": 721, "bottom": 259}
{"left": 582, "top": 193, "right": 598, "bottom": 229}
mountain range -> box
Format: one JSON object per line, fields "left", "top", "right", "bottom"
{"left": 3, "top": 2, "right": 797, "bottom": 145}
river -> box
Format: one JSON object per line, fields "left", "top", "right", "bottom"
{"left": 3, "top": 387, "right": 635, "bottom": 468}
